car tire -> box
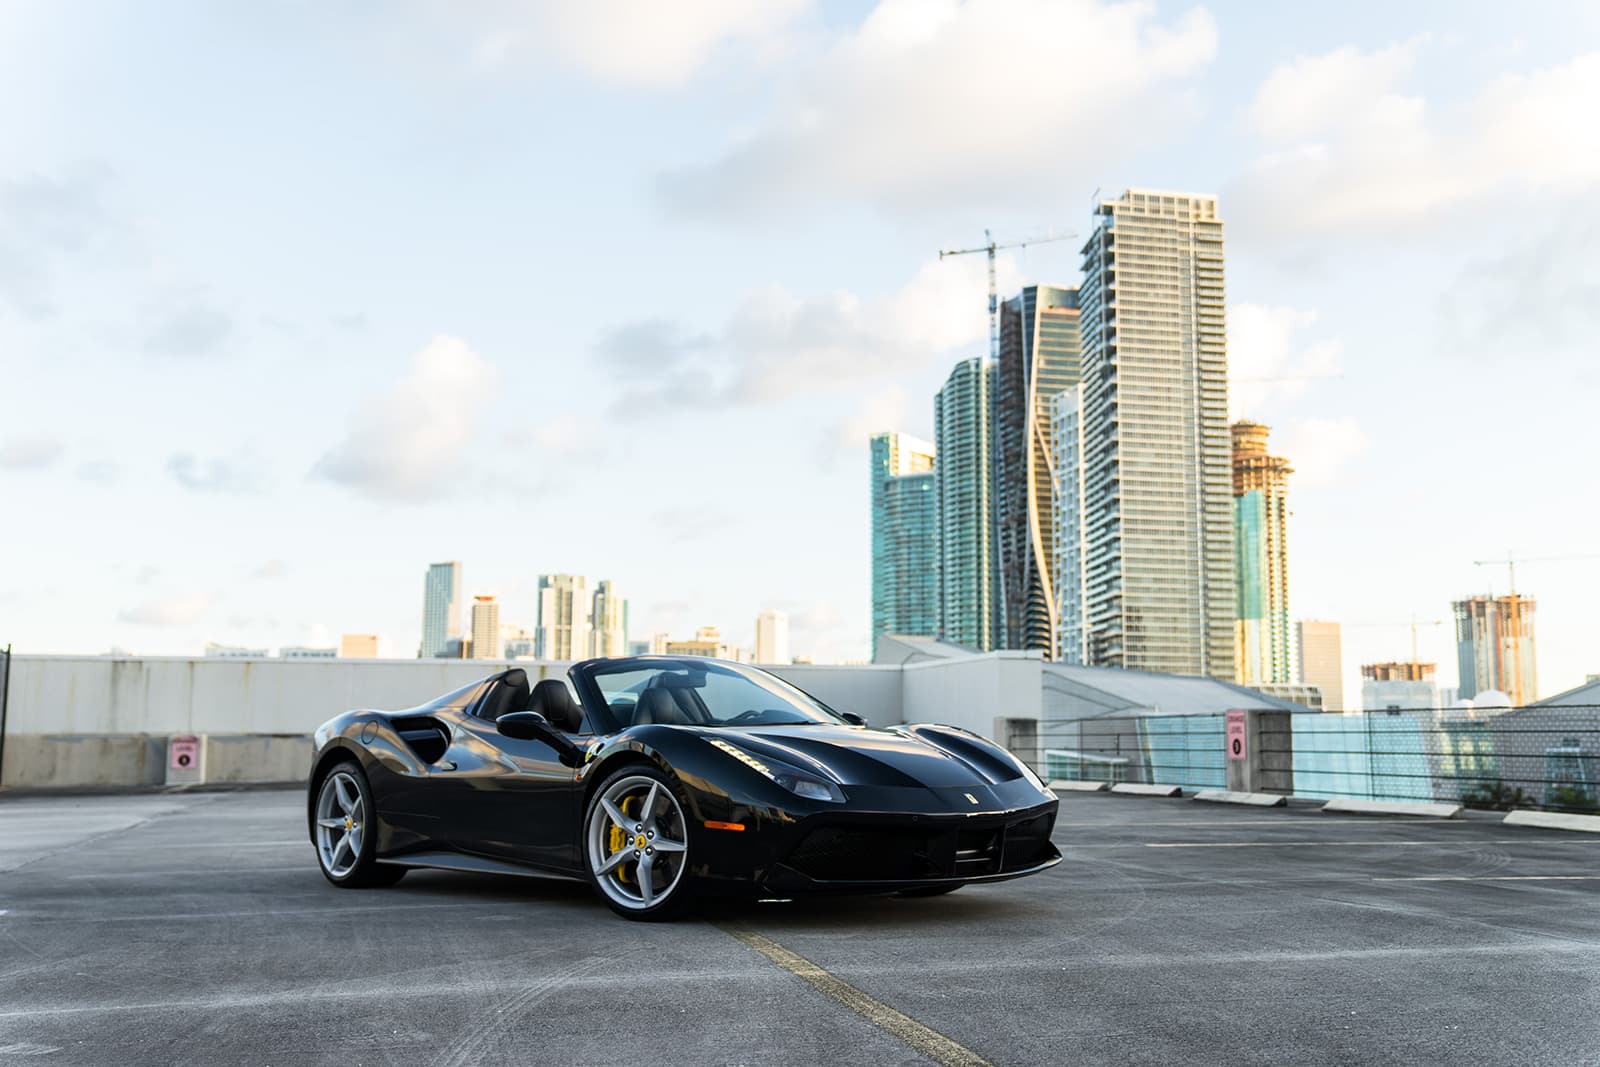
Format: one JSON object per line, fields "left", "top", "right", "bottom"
{"left": 314, "top": 760, "right": 407, "bottom": 889}
{"left": 896, "top": 885, "right": 961, "bottom": 898}
{"left": 582, "top": 766, "right": 694, "bottom": 921}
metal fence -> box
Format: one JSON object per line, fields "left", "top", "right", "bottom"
{"left": 0, "top": 644, "right": 10, "bottom": 787}
{"left": 1023, "top": 704, "right": 1600, "bottom": 814}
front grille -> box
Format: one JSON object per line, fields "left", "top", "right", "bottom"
{"left": 786, "top": 810, "right": 1054, "bottom": 883}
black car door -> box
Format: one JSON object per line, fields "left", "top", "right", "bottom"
{"left": 439, "top": 686, "right": 581, "bottom": 872}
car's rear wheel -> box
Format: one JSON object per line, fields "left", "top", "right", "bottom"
{"left": 583, "top": 768, "right": 692, "bottom": 920}
{"left": 314, "top": 760, "right": 406, "bottom": 888}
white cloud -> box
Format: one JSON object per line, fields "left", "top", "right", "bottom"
{"left": 468, "top": 0, "right": 811, "bottom": 86}
{"left": 313, "top": 335, "right": 498, "bottom": 501}
{"left": 1228, "top": 303, "right": 1343, "bottom": 420}
{"left": 0, "top": 433, "right": 64, "bottom": 470}
{"left": 1232, "top": 47, "right": 1600, "bottom": 242}
{"left": 657, "top": 0, "right": 1217, "bottom": 217}
{"left": 1275, "top": 417, "right": 1369, "bottom": 488}
{"left": 119, "top": 592, "right": 215, "bottom": 626}
{"left": 167, "top": 451, "right": 266, "bottom": 494}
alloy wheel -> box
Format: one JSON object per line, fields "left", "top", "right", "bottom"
{"left": 315, "top": 770, "right": 365, "bottom": 879}
{"left": 586, "top": 774, "right": 689, "bottom": 911}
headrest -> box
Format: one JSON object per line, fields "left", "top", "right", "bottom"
{"left": 529, "top": 678, "right": 584, "bottom": 733}
{"left": 478, "top": 669, "right": 531, "bottom": 723}
{"left": 635, "top": 687, "right": 689, "bottom": 726}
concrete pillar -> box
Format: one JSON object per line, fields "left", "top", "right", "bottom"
{"left": 1225, "top": 710, "right": 1294, "bottom": 795}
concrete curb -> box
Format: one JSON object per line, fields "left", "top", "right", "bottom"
{"left": 1110, "top": 783, "right": 1184, "bottom": 798}
{"left": 1503, "top": 809, "right": 1600, "bottom": 833}
{"left": 1321, "top": 798, "right": 1461, "bottom": 818}
{"left": 1049, "top": 780, "right": 1110, "bottom": 792}
{"left": 1193, "top": 789, "right": 1286, "bottom": 807}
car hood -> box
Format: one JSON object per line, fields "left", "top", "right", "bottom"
{"left": 714, "top": 723, "right": 1027, "bottom": 789}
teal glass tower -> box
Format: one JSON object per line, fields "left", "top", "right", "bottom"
{"left": 934, "top": 358, "right": 996, "bottom": 651}
{"left": 870, "top": 432, "right": 937, "bottom": 660}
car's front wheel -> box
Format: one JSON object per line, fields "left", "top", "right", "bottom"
{"left": 314, "top": 760, "right": 406, "bottom": 888}
{"left": 583, "top": 767, "right": 693, "bottom": 920}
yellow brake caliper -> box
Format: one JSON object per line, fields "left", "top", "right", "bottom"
{"left": 607, "top": 795, "right": 639, "bottom": 884}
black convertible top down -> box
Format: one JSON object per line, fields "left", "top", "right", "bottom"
{"left": 306, "top": 656, "right": 1060, "bottom": 918}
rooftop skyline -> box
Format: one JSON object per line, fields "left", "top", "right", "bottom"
{"left": 1, "top": 2, "right": 1597, "bottom": 693}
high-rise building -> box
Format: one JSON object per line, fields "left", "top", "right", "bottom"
{"left": 665, "top": 626, "right": 741, "bottom": 660}
{"left": 279, "top": 645, "right": 335, "bottom": 659}
{"left": 1454, "top": 594, "right": 1537, "bottom": 706}
{"left": 1078, "top": 189, "right": 1235, "bottom": 680}
{"left": 869, "top": 432, "right": 938, "bottom": 659}
{"left": 1296, "top": 620, "right": 1344, "bottom": 711}
{"left": 1232, "top": 421, "right": 1292, "bottom": 686}
{"left": 536, "top": 574, "right": 591, "bottom": 660}
{"left": 420, "top": 561, "right": 462, "bottom": 659}
{"left": 502, "top": 626, "right": 537, "bottom": 659}
{"left": 470, "top": 595, "right": 501, "bottom": 659}
{"left": 755, "top": 610, "right": 791, "bottom": 664}
{"left": 1050, "top": 384, "right": 1087, "bottom": 663}
{"left": 993, "top": 285, "right": 1081, "bottom": 655}
{"left": 933, "top": 357, "right": 996, "bottom": 651}
{"left": 1361, "top": 661, "right": 1438, "bottom": 711}
{"left": 339, "top": 633, "right": 379, "bottom": 659}
{"left": 590, "top": 580, "right": 628, "bottom": 658}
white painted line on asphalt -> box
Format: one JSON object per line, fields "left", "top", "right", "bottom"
{"left": 1139, "top": 839, "right": 1600, "bottom": 849}
{"left": 1374, "top": 875, "right": 1600, "bottom": 882}
{"left": 721, "top": 925, "right": 990, "bottom": 1067}
{"left": 1051, "top": 818, "right": 1464, "bottom": 828}
{"left": 1193, "top": 789, "right": 1286, "bottom": 807}
{"left": 14, "top": 901, "right": 479, "bottom": 924}
{"left": 1322, "top": 798, "right": 1462, "bottom": 818}
{"left": 1504, "top": 809, "right": 1600, "bottom": 833}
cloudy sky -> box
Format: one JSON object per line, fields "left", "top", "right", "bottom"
{"left": 2, "top": 0, "right": 1597, "bottom": 700}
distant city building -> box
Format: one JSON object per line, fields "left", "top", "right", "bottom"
{"left": 536, "top": 574, "right": 591, "bottom": 660}
{"left": 470, "top": 595, "right": 501, "bottom": 659}
{"left": 994, "top": 285, "right": 1081, "bottom": 656}
{"left": 1079, "top": 189, "right": 1235, "bottom": 680}
{"left": 648, "top": 632, "right": 671, "bottom": 654}
{"left": 1361, "top": 661, "right": 1439, "bottom": 711}
{"left": 1232, "top": 422, "right": 1293, "bottom": 687}
{"left": 204, "top": 642, "right": 267, "bottom": 658}
{"left": 444, "top": 636, "right": 469, "bottom": 659}
{"left": 755, "top": 610, "right": 791, "bottom": 664}
{"left": 280, "top": 645, "right": 336, "bottom": 659}
{"left": 869, "top": 432, "right": 938, "bottom": 659}
{"left": 626, "top": 640, "right": 651, "bottom": 656}
{"left": 339, "top": 634, "right": 378, "bottom": 659}
{"left": 1297, "top": 620, "right": 1345, "bottom": 712}
{"left": 420, "top": 561, "right": 462, "bottom": 658}
{"left": 1454, "top": 594, "right": 1537, "bottom": 706}
{"left": 502, "top": 626, "right": 537, "bottom": 659}
{"left": 1050, "top": 384, "right": 1087, "bottom": 663}
{"left": 590, "top": 580, "right": 628, "bottom": 658}
{"left": 1249, "top": 683, "right": 1323, "bottom": 712}
{"left": 665, "top": 626, "right": 742, "bottom": 661}
{"left": 933, "top": 356, "right": 996, "bottom": 651}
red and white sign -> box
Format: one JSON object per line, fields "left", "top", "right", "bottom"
{"left": 1225, "top": 711, "right": 1248, "bottom": 761}
{"left": 169, "top": 736, "right": 200, "bottom": 771}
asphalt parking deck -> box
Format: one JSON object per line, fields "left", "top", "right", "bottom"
{"left": 1, "top": 789, "right": 1597, "bottom": 1066}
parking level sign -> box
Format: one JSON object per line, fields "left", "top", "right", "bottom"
{"left": 169, "top": 736, "right": 199, "bottom": 771}
{"left": 1226, "top": 711, "right": 1247, "bottom": 761}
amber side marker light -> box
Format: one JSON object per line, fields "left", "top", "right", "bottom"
{"left": 704, "top": 820, "right": 746, "bottom": 832}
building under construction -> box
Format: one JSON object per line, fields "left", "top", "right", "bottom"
{"left": 1232, "top": 421, "right": 1292, "bottom": 686}
{"left": 1454, "top": 594, "right": 1537, "bottom": 706}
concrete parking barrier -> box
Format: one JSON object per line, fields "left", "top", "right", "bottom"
{"left": 1503, "top": 809, "right": 1600, "bottom": 833}
{"left": 1194, "top": 789, "right": 1286, "bottom": 807}
{"left": 1321, "top": 798, "right": 1461, "bottom": 818}
{"left": 1110, "top": 783, "right": 1184, "bottom": 797}
{"left": 1049, "top": 779, "right": 1110, "bottom": 792}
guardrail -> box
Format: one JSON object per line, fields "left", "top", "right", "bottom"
{"left": 1015, "top": 705, "right": 1600, "bottom": 815}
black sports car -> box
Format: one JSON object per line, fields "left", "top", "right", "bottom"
{"left": 306, "top": 656, "right": 1060, "bottom": 919}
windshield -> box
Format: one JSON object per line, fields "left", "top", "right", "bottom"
{"left": 575, "top": 658, "right": 844, "bottom": 732}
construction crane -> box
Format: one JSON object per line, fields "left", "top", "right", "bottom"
{"left": 1346, "top": 618, "right": 1444, "bottom": 667}
{"left": 1471, "top": 552, "right": 1600, "bottom": 595}
{"left": 1468, "top": 552, "right": 1600, "bottom": 706}
{"left": 939, "top": 230, "right": 1075, "bottom": 365}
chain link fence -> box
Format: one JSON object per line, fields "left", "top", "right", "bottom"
{"left": 1015, "top": 704, "right": 1599, "bottom": 814}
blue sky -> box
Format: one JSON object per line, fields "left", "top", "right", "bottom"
{"left": 2, "top": 0, "right": 1597, "bottom": 700}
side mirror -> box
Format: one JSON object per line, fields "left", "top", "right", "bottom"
{"left": 497, "top": 711, "right": 584, "bottom": 767}
{"left": 840, "top": 711, "right": 867, "bottom": 727}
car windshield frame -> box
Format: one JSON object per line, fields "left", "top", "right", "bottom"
{"left": 569, "top": 656, "right": 847, "bottom": 734}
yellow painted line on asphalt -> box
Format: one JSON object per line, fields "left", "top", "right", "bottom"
{"left": 721, "top": 925, "right": 990, "bottom": 1067}
{"left": 1374, "top": 875, "right": 1600, "bottom": 882}
{"left": 1142, "top": 839, "right": 1600, "bottom": 849}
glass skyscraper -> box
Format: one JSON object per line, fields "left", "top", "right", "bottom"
{"left": 1078, "top": 190, "right": 1236, "bottom": 680}
{"left": 994, "top": 284, "right": 1081, "bottom": 656}
{"left": 1051, "top": 384, "right": 1087, "bottom": 663}
{"left": 869, "top": 432, "right": 937, "bottom": 660}
{"left": 1232, "top": 421, "right": 1292, "bottom": 685}
{"left": 933, "top": 357, "right": 996, "bottom": 651}
{"left": 1454, "top": 594, "right": 1538, "bottom": 705}
{"left": 420, "top": 561, "right": 461, "bottom": 658}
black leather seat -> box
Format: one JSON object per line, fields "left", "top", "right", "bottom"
{"left": 634, "top": 687, "right": 690, "bottom": 726}
{"left": 478, "top": 669, "right": 530, "bottom": 723}
{"left": 529, "top": 679, "right": 585, "bottom": 733}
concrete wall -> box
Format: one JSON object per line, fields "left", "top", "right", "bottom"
{"left": 901, "top": 653, "right": 1043, "bottom": 739}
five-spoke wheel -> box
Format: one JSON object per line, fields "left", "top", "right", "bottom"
{"left": 584, "top": 769, "right": 691, "bottom": 919}
{"left": 314, "top": 761, "right": 405, "bottom": 888}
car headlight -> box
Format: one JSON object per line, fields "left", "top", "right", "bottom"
{"left": 708, "top": 738, "right": 845, "bottom": 803}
